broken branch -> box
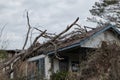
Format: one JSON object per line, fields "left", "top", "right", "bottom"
{"left": 22, "top": 12, "right": 31, "bottom": 50}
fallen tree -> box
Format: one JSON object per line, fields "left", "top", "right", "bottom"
{"left": 0, "top": 12, "right": 89, "bottom": 79}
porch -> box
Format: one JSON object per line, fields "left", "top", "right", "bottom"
{"left": 50, "top": 47, "right": 93, "bottom": 73}
{"left": 26, "top": 47, "right": 94, "bottom": 80}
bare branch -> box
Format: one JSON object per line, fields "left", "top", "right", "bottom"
{"left": 52, "top": 17, "right": 79, "bottom": 41}
{"left": 22, "top": 12, "right": 31, "bottom": 50}
{"left": 30, "top": 28, "right": 34, "bottom": 45}
{"left": 32, "top": 30, "right": 47, "bottom": 45}
{"left": 50, "top": 41, "right": 64, "bottom": 60}
{"left": 75, "top": 23, "right": 82, "bottom": 28}
{"left": 84, "top": 26, "right": 95, "bottom": 30}
{"left": 33, "top": 27, "right": 56, "bottom": 36}
{"left": 33, "top": 27, "right": 55, "bottom": 39}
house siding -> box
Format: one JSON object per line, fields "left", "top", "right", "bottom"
{"left": 81, "top": 30, "right": 120, "bottom": 48}
{"left": 53, "top": 59, "right": 59, "bottom": 73}
{"left": 45, "top": 56, "right": 51, "bottom": 79}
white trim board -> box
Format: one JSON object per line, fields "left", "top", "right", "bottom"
{"left": 27, "top": 54, "right": 45, "bottom": 61}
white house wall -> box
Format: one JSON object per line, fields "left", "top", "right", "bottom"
{"left": 45, "top": 56, "right": 51, "bottom": 80}
{"left": 81, "top": 30, "right": 120, "bottom": 48}
{"left": 53, "top": 59, "right": 59, "bottom": 73}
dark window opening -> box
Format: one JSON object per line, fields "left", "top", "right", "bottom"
{"left": 37, "top": 58, "right": 45, "bottom": 78}
{"left": 71, "top": 61, "right": 79, "bottom": 72}
{"left": 59, "top": 57, "right": 69, "bottom": 72}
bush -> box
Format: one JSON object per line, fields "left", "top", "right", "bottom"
{"left": 0, "top": 50, "right": 7, "bottom": 59}
{"left": 50, "top": 71, "right": 68, "bottom": 80}
{"left": 79, "top": 42, "right": 120, "bottom": 80}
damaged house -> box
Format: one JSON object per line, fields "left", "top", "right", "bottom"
{"left": 24, "top": 24, "right": 120, "bottom": 80}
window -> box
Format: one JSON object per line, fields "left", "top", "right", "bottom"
{"left": 29, "top": 58, "right": 45, "bottom": 80}
{"left": 38, "top": 58, "right": 45, "bottom": 77}
{"left": 71, "top": 61, "right": 79, "bottom": 72}
{"left": 59, "top": 57, "right": 68, "bottom": 72}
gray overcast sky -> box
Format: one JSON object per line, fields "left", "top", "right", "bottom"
{"left": 0, "top": 0, "right": 99, "bottom": 49}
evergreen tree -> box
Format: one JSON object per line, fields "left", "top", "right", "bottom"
{"left": 89, "top": 0, "right": 120, "bottom": 27}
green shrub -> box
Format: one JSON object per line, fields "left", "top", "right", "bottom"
{"left": 50, "top": 71, "right": 68, "bottom": 80}
{"left": 0, "top": 50, "right": 7, "bottom": 59}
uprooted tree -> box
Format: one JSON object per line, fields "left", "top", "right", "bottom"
{"left": 0, "top": 12, "right": 91, "bottom": 79}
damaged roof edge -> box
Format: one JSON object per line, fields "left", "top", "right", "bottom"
{"left": 48, "top": 24, "right": 120, "bottom": 55}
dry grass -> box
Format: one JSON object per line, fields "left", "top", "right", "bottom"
{"left": 0, "top": 71, "right": 9, "bottom": 80}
